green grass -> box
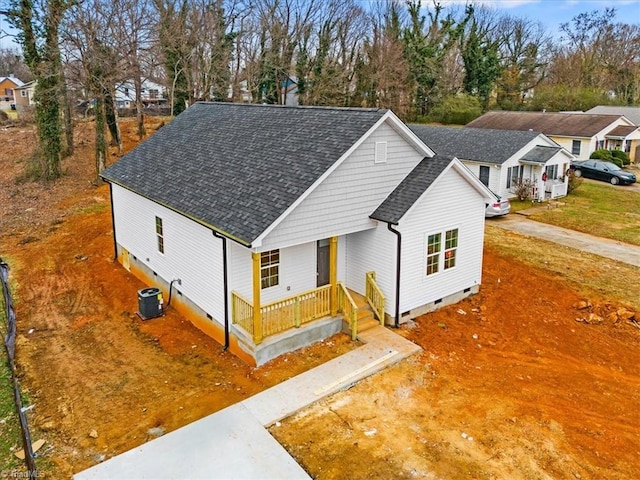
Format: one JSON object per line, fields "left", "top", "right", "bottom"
{"left": 0, "top": 291, "right": 23, "bottom": 472}
{"left": 521, "top": 181, "right": 640, "bottom": 246}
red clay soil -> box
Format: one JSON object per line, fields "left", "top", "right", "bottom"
{"left": 2, "top": 120, "right": 639, "bottom": 479}
{"left": 272, "top": 252, "right": 640, "bottom": 479}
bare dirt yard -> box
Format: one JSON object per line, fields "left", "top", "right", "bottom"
{"left": 2, "top": 119, "right": 639, "bottom": 479}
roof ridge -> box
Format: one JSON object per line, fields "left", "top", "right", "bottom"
{"left": 194, "top": 101, "right": 387, "bottom": 114}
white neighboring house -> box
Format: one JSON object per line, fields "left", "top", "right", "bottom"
{"left": 467, "top": 111, "right": 639, "bottom": 163}
{"left": 101, "top": 102, "right": 496, "bottom": 366}
{"left": 114, "top": 79, "right": 166, "bottom": 109}
{"left": 410, "top": 125, "right": 573, "bottom": 202}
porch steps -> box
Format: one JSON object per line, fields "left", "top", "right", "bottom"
{"left": 342, "top": 290, "right": 380, "bottom": 336}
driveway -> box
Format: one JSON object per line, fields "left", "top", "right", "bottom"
{"left": 489, "top": 215, "right": 640, "bottom": 268}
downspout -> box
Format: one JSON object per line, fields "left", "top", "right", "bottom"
{"left": 108, "top": 182, "right": 118, "bottom": 260}
{"left": 212, "top": 231, "right": 230, "bottom": 350}
{"left": 387, "top": 223, "right": 401, "bottom": 328}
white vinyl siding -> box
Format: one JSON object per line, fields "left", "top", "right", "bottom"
{"left": 260, "top": 121, "right": 425, "bottom": 249}
{"left": 345, "top": 226, "right": 397, "bottom": 310}
{"left": 397, "top": 167, "right": 485, "bottom": 314}
{"left": 229, "top": 242, "right": 317, "bottom": 305}
{"left": 111, "top": 184, "right": 225, "bottom": 322}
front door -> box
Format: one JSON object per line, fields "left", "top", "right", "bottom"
{"left": 317, "top": 239, "right": 330, "bottom": 287}
{"left": 479, "top": 165, "right": 490, "bottom": 186}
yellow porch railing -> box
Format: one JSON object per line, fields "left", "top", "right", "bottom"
{"left": 365, "top": 271, "right": 385, "bottom": 325}
{"left": 231, "top": 291, "right": 254, "bottom": 336}
{"left": 261, "top": 285, "right": 331, "bottom": 337}
{"left": 337, "top": 282, "right": 358, "bottom": 340}
{"left": 231, "top": 285, "right": 331, "bottom": 341}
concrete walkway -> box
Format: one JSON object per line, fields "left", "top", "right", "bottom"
{"left": 74, "top": 326, "right": 421, "bottom": 479}
{"left": 490, "top": 215, "right": 640, "bottom": 268}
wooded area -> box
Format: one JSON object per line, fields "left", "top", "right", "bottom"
{"left": 1, "top": 0, "right": 639, "bottom": 180}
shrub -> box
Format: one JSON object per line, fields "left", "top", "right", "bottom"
{"left": 590, "top": 149, "right": 613, "bottom": 161}
{"left": 567, "top": 169, "right": 583, "bottom": 194}
{"left": 513, "top": 178, "right": 535, "bottom": 201}
{"left": 611, "top": 149, "right": 630, "bottom": 166}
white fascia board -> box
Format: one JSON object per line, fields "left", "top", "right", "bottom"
{"left": 384, "top": 111, "right": 436, "bottom": 158}
{"left": 397, "top": 157, "right": 496, "bottom": 224}
{"left": 251, "top": 111, "right": 425, "bottom": 248}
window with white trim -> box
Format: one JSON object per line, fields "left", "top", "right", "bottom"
{"left": 444, "top": 229, "right": 458, "bottom": 269}
{"left": 426, "top": 228, "right": 459, "bottom": 276}
{"left": 260, "top": 249, "right": 280, "bottom": 289}
{"left": 506, "top": 166, "right": 522, "bottom": 189}
{"left": 571, "top": 140, "right": 581, "bottom": 156}
{"left": 545, "top": 164, "right": 558, "bottom": 180}
{"left": 155, "top": 216, "right": 164, "bottom": 253}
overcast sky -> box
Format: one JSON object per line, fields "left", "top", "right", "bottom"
{"left": 1, "top": 0, "right": 639, "bottom": 50}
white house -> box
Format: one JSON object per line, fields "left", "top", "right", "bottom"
{"left": 467, "top": 111, "right": 639, "bottom": 163}
{"left": 101, "top": 102, "right": 496, "bottom": 366}
{"left": 410, "top": 125, "right": 573, "bottom": 202}
{"left": 114, "top": 79, "right": 166, "bottom": 109}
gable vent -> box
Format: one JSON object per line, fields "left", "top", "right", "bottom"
{"left": 375, "top": 141, "right": 387, "bottom": 164}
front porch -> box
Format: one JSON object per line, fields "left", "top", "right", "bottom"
{"left": 231, "top": 271, "right": 385, "bottom": 353}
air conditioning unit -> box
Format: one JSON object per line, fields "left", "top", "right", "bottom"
{"left": 137, "top": 287, "right": 164, "bottom": 320}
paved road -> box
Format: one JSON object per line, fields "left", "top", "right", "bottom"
{"left": 490, "top": 215, "right": 640, "bottom": 268}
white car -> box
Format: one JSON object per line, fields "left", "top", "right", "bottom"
{"left": 485, "top": 197, "right": 510, "bottom": 217}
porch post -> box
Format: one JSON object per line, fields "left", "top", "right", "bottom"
{"left": 252, "top": 251, "right": 262, "bottom": 344}
{"left": 330, "top": 236, "right": 338, "bottom": 316}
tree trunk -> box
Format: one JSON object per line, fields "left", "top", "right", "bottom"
{"left": 104, "top": 88, "right": 122, "bottom": 154}
{"left": 94, "top": 94, "right": 107, "bottom": 183}
{"left": 134, "top": 74, "right": 146, "bottom": 138}
{"left": 60, "top": 79, "right": 74, "bottom": 157}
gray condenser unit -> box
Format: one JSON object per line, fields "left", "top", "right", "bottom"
{"left": 138, "top": 287, "right": 164, "bottom": 320}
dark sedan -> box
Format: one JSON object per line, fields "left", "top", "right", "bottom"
{"left": 570, "top": 160, "right": 637, "bottom": 185}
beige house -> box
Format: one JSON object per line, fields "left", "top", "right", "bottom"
{"left": 467, "top": 111, "right": 640, "bottom": 163}
{"left": 13, "top": 81, "right": 36, "bottom": 115}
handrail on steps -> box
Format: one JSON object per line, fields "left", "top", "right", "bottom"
{"left": 337, "top": 282, "right": 358, "bottom": 340}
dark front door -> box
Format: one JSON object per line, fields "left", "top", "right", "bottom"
{"left": 317, "top": 239, "right": 330, "bottom": 287}
{"left": 479, "top": 165, "right": 490, "bottom": 186}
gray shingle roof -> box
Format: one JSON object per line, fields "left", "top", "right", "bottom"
{"left": 370, "top": 155, "right": 453, "bottom": 225}
{"left": 519, "top": 145, "right": 562, "bottom": 164}
{"left": 587, "top": 106, "right": 640, "bottom": 126}
{"left": 102, "top": 102, "right": 388, "bottom": 245}
{"left": 409, "top": 124, "right": 540, "bottom": 164}
{"left": 466, "top": 111, "right": 623, "bottom": 137}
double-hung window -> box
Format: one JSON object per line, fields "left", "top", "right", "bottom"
{"left": 571, "top": 140, "right": 581, "bottom": 156}
{"left": 506, "top": 166, "right": 522, "bottom": 189}
{"left": 155, "top": 216, "right": 164, "bottom": 254}
{"left": 260, "top": 250, "right": 280, "bottom": 289}
{"left": 426, "top": 228, "right": 459, "bottom": 276}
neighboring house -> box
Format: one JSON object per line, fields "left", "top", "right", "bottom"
{"left": 0, "top": 75, "right": 24, "bottom": 111}
{"left": 466, "top": 111, "right": 640, "bottom": 163}
{"left": 586, "top": 106, "right": 640, "bottom": 126}
{"left": 410, "top": 125, "right": 573, "bottom": 202}
{"left": 13, "top": 81, "right": 36, "bottom": 115}
{"left": 101, "top": 102, "right": 496, "bottom": 366}
{"left": 114, "top": 79, "right": 166, "bottom": 109}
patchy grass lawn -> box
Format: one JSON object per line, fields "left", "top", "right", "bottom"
{"left": 0, "top": 288, "right": 23, "bottom": 473}
{"left": 509, "top": 181, "right": 640, "bottom": 246}
{"left": 485, "top": 225, "right": 640, "bottom": 311}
